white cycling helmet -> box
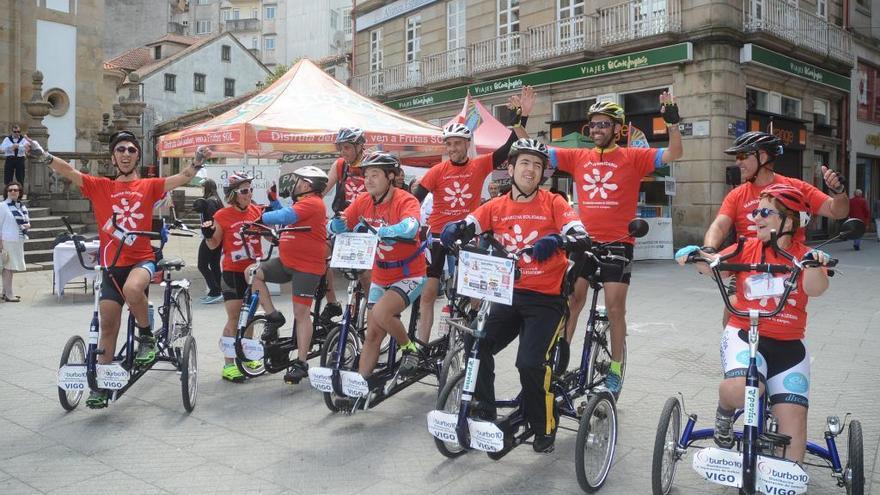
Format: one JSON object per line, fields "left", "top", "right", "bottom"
{"left": 293, "top": 165, "right": 329, "bottom": 193}
{"left": 442, "top": 122, "right": 472, "bottom": 141}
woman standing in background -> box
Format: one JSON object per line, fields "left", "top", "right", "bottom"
{"left": 192, "top": 179, "right": 224, "bottom": 303}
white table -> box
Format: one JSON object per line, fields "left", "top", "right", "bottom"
{"left": 53, "top": 240, "right": 100, "bottom": 296}
{"left": 633, "top": 217, "right": 674, "bottom": 260}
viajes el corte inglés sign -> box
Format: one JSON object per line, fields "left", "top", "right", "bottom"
{"left": 740, "top": 44, "right": 850, "bottom": 92}
{"left": 385, "top": 43, "right": 693, "bottom": 111}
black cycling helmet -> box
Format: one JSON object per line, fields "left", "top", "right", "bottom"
{"left": 109, "top": 130, "right": 142, "bottom": 177}
{"left": 335, "top": 127, "right": 366, "bottom": 146}
{"left": 725, "top": 131, "right": 783, "bottom": 182}
{"left": 360, "top": 151, "right": 401, "bottom": 174}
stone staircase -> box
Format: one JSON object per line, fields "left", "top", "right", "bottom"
{"left": 24, "top": 205, "right": 87, "bottom": 269}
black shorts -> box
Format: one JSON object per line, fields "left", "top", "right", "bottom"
{"left": 260, "top": 258, "right": 322, "bottom": 299}
{"left": 222, "top": 271, "right": 248, "bottom": 301}
{"left": 578, "top": 242, "right": 634, "bottom": 285}
{"left": 426, "top": 239, "right": 448, "bottom": 279}
{"left": 100, "top": 260, "right": 156, "bottom": 305}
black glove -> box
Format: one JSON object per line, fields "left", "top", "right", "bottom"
{"left": 200, "top": 220, "right": 215, "bottom": 239}
{"left": 191, "top": 198, "right": 207, "bottom": 214}
{"left": 440, "top": 221, "right": 469, "bottom": 248}
{"left": 563, "top": 233, "right": 591, "bottom": 253}
{"left": 661, "top": 102, "right": 681, "bottom": 125}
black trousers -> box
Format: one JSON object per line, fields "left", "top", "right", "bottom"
{"left": 197, "top": 240, "right": 222, "bottom": 297}
{"left": 468, "top": 290, "right": 565, "bottom": 436}
{"left": 4, "top": 157, "right": 25, "bottom": 186}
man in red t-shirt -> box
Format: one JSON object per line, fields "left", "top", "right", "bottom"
{"left": 321, "top": 127, "right": 369, "bottom": 322}
{"left": 412, "top": 87, "right": 535, "bottom": 344}
{"left": 546, "top": 94, "right": 683, "bottom": 394}
{"left": 440, "top": 139, "right": 589, "bottom": 453}
{"left": 848, "top": 189, "right": 870, "bottom": 250}
{"left": 27, "top": 132, "right": 208, "bottom": 408}
{"left": 250, "top": 166, "right": 329, "bottom": 384}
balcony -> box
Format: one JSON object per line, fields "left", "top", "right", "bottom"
{"left": 470, "top": 32, "right": 530, "bottom": 74}
{"left": 224, "top": 18, "right": 260, "bottom": 33}
{"left": 528, "top": 15, "right": 598, "bottom": 62}
{"left": 598, "top": 0, "right": 681, "bottom": 45}
{"left": 422, "top": 47, "right": 470, "bottom": 85}
{"left": 743, "top": 0, "right": 852, "bottom": 64}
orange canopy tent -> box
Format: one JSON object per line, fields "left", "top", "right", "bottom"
{"left": 157, "top": 59, "right": 444, "bottom": 164}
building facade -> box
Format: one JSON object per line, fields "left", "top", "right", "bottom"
{"left": 850, "top": 0, "right": 880, "bottom": 220}
{"left": 352, "top": 0, "right": 854, "bottom": 243}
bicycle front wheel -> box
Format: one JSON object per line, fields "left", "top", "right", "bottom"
{"left": 320, "top": 325, "right": 360, "bottom": 412}
{"left": 845, "top": 420, "right": 864, "bottom": 495}
{"left": 586, "top": 320, "right": 626, "bottom": 396}
{"left": 651, "top": 396, "right": 682, "bottom": 495}
{"left": 434, "top": 370, "right": 468, "bottom": 459}
{"left": 575, "top": 391, "right": 618, "bottom": 492}
{"left": 235, "top": 315, "right": 268, "bottom": 378}
{"left": 438, "top": 341, "right": 465, "bottom": 392}
{"left": 167, "top": 288, "right": 192, "bottom": 360}
{"left": 179, "top": 335, "right": 198, "bottom": 413}
{"left": 58, "top": 335, "right": 86, "bottom": 411}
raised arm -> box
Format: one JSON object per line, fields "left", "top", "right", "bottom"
{"left": 659, "top": 91, "right": 683, "bottom": 164}
{"left": 815, "top": 166, "right": 849, "bottom": 219}
{"left": 24, "top": 137, "right": 84, "bottom": 188}
{"left": 164, "top": 145, "right": 211, "bottom": 192}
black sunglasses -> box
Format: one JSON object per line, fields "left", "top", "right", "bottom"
{"left": 752, "top": 207, "right": 784, "bottom": 219}
{"left": 588, "top": 121, "right": 615, "bottom": 129}
{"left": 115, "top": 145, "right": 139, "bottom": 154}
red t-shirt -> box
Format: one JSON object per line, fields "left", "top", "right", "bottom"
{"left": 335, "top": 158, "right": 366, "bottom": 206}
{"left": 213, "top": 204, "right": 263, "bottom": 272}
{"left": 718, "top": 175, "right": 830, "bottom": 243}
{"left": 551, "top": 145, "right": 662, "bottom": 243}
{"left": 80, "top": 175, "right": 165, "bottom": 267}
{"left": 849, "top": 196, "right": 870, "bottom": 223}
{"left": 342, "top": 189, "right": 426, "bottom": 285}
{"left": 278, "top": 195, "right": 328, "bottom": 276}
{"left": 420, "top": 154, "right": 494, "bottom": 234}
{"left": 724, "top": 239, "right": 813, "bottom": 340}
{"left": 469, "top": 190, "right": 583, "bottom": 296}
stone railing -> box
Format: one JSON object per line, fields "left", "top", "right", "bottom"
{"left": 598, "top": 0, "right": 681, "bottom": 46}
{"left": 528, "top": 14, "right": 598, "bottom": 60}
{"left": 743, "top": 0, "right": 852, "bottom": 64}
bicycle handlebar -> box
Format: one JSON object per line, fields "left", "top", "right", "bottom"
{"left": 356, "top": 216, "right": 417, "bottom": 245}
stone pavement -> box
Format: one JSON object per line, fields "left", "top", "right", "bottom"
{"left": 1, "top": 234, "right": 877, "bottom": 494}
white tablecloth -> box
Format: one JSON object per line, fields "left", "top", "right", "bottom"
{"left": 53, "top": 240, "right": 100, "bottom": 295}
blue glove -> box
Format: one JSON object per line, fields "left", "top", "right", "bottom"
{"left": 674, "top": 245, "right": 700, "bottom": 261}
{"left": 328, "top": 217, "right": 348, "bottom": 234}
{"left": 440, "top": 221, "right": 465, "bottom": 248}
{"left": 376, "top": 226, "right": 397, "bottom": 245}
{"left": 531, "top": 234, "right": 562, "bottom": 262}
{"left": 160, "top": 225, "right": 169, "bottom": 245}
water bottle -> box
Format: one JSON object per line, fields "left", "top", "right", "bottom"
{"left": 147, "top": 302, "right": 155, "bottom": 331}
{"left": 437, "top": 305, "right": 451, "bottom": 338}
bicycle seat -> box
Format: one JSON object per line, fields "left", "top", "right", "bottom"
{"left": 158, "top": 258, "right": 186, "bottom": 271}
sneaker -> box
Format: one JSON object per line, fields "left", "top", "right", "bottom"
{"left": 533, "top": 432, "right": 556, "bottom": 453}
{"left": 604, "top": 370, "right": 622, "bottom": 395}
{"left": 714, "top": 410, "right": 735, "bottom": 449}
{"left": 203, "top": 294, "right": 223, "bottom": 304}
{"left": 261, "top": 311, "right": 286, "bottom": 341}
{"left": 283, "top": 359, "right": 309, "bottom": 384}
{"left": 320, "top": 302, "right": 343, "bottom": 322}
{"left": 135, "top": 335, "right": 158, "bottom": 365}
{"left": 86, "top": 389, "right": 109, "bottom": 409}
{"left": 398, "top": 349, "right": 420, "bottom": 377}
{"left": 198, "top": 295, "right": 210, "bottom": 303}
{"left": 222, "top": 364, "right": 246, "bottom": 383}
{"left": 244, "top": 360, "right": 263, "bottom": 370}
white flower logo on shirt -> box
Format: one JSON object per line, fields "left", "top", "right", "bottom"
{"left": 111, "top": 198, "right": 144, "bottom": 230}
{"left": 376, "top": 242, "right": 394, "bottom": 260}
{"left": 582, "top": 169, "right": 619, "bottom": 200}
{"left": 501, "top": 224, "right": 539, "bottom": 264}
{"left": 758, "top": 295, "right": 797, "bottom": 308}
{"left": 442, "top": 181, "right": 473, "bottom": 208}
{"left": 345, "top": 180, "right": 365, "bottom": 200}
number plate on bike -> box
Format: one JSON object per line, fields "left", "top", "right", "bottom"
{"left": 456, "top": 250, "right": 515, "bottom": 305}
{"left": 340, "top": 371, "right": 369, "bottom": 397}
{"left": 427, "top": 410, "right": 460, "bottom": 443}
{"left": 308, "top": 367, "right": 334, "bottom": 393}
{"left": 692, "top": 447, "right": 743, "bottom": 488}
{"left": 96, "top": 363, "right": 130, "bottom": 390}
{"left": 57, "top": 365, "right": 88, "bottom": 391}
{"left": 218, "top": 336, "right": 237, "bottom": 359}
{"left": 240, "top": 338, "right": 263, "bottom": 360}
{"left": 756, "top": 455, "right": 809, "bottom": 494}
{"left": 331, "top": 233, "right": 379, "bottom": 270}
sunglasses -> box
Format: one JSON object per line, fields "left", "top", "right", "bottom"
{"left": 752, "top": 207, "right": 784, "bottom": 219}
{"left": 588, "top": 121, "right": 615, "bottom": 129}
{"left": 734, "top": 152, "right": 752, "bottom": 161}
{"left": 7, "top": 188, "right": 20, "bottom": 192}
{"left": 114, "top": 145, "right": 139, "bottom": 154}
{"left": 236, "top": 188, "right": 253, "bottom": 195}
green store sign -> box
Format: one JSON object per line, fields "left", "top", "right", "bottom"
{"left": 741, "top": 44, "right": 850, "bottom": 92}
{"left": 386, "top": 42, "right": 694, "bottom": 110}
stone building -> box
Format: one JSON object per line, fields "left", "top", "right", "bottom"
{"left": 351, "top": 0, "right": 855, "bottom": 243}
{"left": 850, "top": 0, "right": 880, "bottom": 218}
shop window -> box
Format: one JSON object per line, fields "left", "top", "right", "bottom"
{"left": 781, "top": 96, "right": 801, "bottom": 119}
{"left": 747, "top": 87, "right": 801, "bottom": 118}
{"left": 493, "top": 103, "right": 519, "bottom": 126}
{"left": 622, "top": 88, "right": 667, "bottom": 116}
{"left": 747, "top": 87, "right": 769, "bottom": 112}
{"left": 553, "top": 98, "right": 596, "bottom": 122}
{"left": 813, "top": 98, "right": 829, "bottom": 126}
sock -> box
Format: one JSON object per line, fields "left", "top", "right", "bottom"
{"left": 137, "top": 324, "right": 153, "bottom": 338}
{"left": 716, "top": 405, "right": 735, "bottom": 418}
{"left": 401, "top": 341, "right": 418, "bottom": 353}
{"left": 610, "top": 360, "right": 622, "bottom": 375}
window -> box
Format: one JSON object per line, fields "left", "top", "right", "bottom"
{"left": 497, "top": 0, "right": 521, "bottom": 60}
{"left": 197, "top": 0, "right": 208, "bottom": 4}
{"left": 553, "top": 98, "right": 597, "bottom": 121}
{"left": 342, "top": 7, "right": 352, "bottom": 36}
{"left": 813, "top": 98, "right": 830, "bottom": 126}
{"left": 747, "top": 87, "right": 769, "bottom": 112}
{"left": 781, "top": 96, "right": 801, "bottom": 119}
{"left": 493, "top": 103, "right": 519, "bottom": 125}
{"left": 221, "top": 45, "right": 231, "bottom": 62}
{"left": 265, "top": 5, "right": 276, "bottom": 19}
{"left": 222, "top": 9, "right": 231, "bottom": 21}
{"left": 193, "top": 73, "right": 206, "bottom": 93}
{"left": 622, "top": 88, "right": 667, "bottom": 115}
{"left": 816, "top": 0, "right": 827, "bottom": 18}
{"left": 406, "top": 15, "right": 421, "bottom": 63}
{"left": 153, "top": 46, "right": 162, "bottom": 60}
{"left": 264, "top": 36, "right": 276, "bottom": 51}
{"left": 232, "top": 8, "right": 240, "bottom": 20}
{"left": 224, "top": 78, "right": 235, "bottom": 97}
{"left": 252, "top": 8, "right": 258, "bottom": 19}
{"left": 251, "top": 37, "right": 258, "bottom": 49}
{"left": 370, "top": 28, "right": 384, "bottom": 90}
{"left": 195, "top": 20, "right": 211, "bottom": 34}
{"left": 164, "top": 73, "right": 176, "bottom": 92}
{"left": 856, "top": 62, "right": 880, "bottom": 123}
{"left": 447, "top": 0, "right": 466, "bottom": 73}
{"left": 558, "top": 0, "right": 585, "bottom": 45}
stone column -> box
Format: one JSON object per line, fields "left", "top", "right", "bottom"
{"left": 22, "top": 71, "right": 52, "bottom": 196}
{"left": 119, "top": 74, "right": 148, "bottom": 169}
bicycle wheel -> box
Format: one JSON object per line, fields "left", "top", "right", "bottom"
{"left": 586, "top": 320, "right": 626, "bottom": 395}
{"left": 575, "top": 391, "right": 618, "bottom": 492}
{"left": 845, "top": 420, "right": 864, "bottom": 495}
{"left": 320, "top": 325, "right": 361, "bottom": 412}
{"left": 651, "top": 396, "right": 682, "bottom": 495}
{"left": 167, "top": 288, "right": 192, "bottom": 360}
{"left": 234, "top": 315, "right": 268, "bottom": 378}
{"left": 58, "top": 335, "right": 86, "bottom": 411}
{"left": 179, "top": 335, "right": 198, "bottom": 413}
{"left": 438, "top": 341, "right": 465, "bottom": 392}
{"left": 434, "top": 370, "right": 469, "bottom": 459}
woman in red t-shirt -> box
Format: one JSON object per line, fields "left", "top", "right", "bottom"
{"left": 204, "top": 172, "right": 263, "bottom": 383}
{"left": 679, "top": 184, "right": 833, "bottom": 462}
